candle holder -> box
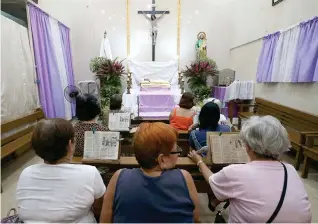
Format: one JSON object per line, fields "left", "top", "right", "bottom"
{"left": 178, "top": 72, "right": 182, "bottom": 85}
{"left": 127, "top": 72, "right": 132, "bottom": 94}
{"left": 181, "top": 78, "right": 185, "bottom": 93}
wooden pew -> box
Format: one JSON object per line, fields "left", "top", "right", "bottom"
{"left": 238, "top": 98, "right": 318, "bottom": 170}
{"left": 131, "top": 118, "right": 169, "bottom": 125}
{"left": 177, "top": 130, "right": 190, "bottom": 156}
{"left": 71, "top": 156, "right": 226, "bottom": 193}
{"left": 301, "top": 132, "right": 318, "bottom": 178}
{"left": 1, "top": 108, "right": 45, "bottom": 160}
{"left": 1, "top": 109, "right": 45, "bottom": 193}
{"left": 119, "top": 129, "right": 190, "bottom": 157}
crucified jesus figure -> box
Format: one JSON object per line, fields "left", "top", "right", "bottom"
{"left": 142, "top": 11, "right": 167, "bottom": 45}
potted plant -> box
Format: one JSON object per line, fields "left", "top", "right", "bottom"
{"left": 183, "top": 58, "right": 218, "bottom": 102}
{"left": 89, "top": 57, "right": 125, "bottom": 108}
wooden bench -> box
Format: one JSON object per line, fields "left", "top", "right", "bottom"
{"left": 177, "top": 130, "right": 190, "bottom": 156}
{"left": 72, "top": 156, "right": 224, "bottom": 193}
{"left": 238, "top": 98, "right": 318, "bottom": 170}
{"left": 1, "top": 108, "right": 45, "bottom": 193}
{"left": 131, "top": 117, "right": 169, "bottom": 125}
{"left": 1, "top": 108, "right": 45, "bottom": 160}
{"left": 301, "top": 132, "right": 318, "bottom": 178}
{"left": 119, "top": 129, "right": 190, "bottom": 157}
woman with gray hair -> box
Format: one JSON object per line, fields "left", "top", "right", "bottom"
{"left": 188, "top": 115, "right": 312, "bottom": 223}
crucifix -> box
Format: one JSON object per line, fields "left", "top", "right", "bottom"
{"left": 138, "top": 0, "right": 170, "bottom": 61}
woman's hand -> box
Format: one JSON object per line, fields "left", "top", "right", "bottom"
{"left": 188, "top": 150, "right": 213, "bottom": 184}
{"left": 188, "top": 150, "right": 203, "bottom": 164}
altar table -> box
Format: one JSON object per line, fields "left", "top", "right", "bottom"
{"left": 138, "top": 91, "right": 175, "bottom": 118}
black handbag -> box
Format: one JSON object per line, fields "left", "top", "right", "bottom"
{"left": 1, "top": 208, "right": 24, "bottom": 223}
{"left": 214, "top": 162, "right": 288, "bottom": 223}
{"left": 214, "top": 200, "right": 230, "bottom": 223}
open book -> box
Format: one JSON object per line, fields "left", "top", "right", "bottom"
{"left": 206, "top": 132, "right": 249, "bottom": 164}
{"left": 84, "top": 131, "right": 120, "bottom": 160}
{"left": 108, "top": 112, "right": 131, "bottom": 131}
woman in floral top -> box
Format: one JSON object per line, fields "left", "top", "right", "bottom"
{"left": 74, "top": 94, "right": 107, "bottom": 157}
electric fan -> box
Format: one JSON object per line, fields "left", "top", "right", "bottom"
{"left": 64, "top": 85, "right": 81, "bottom": 104}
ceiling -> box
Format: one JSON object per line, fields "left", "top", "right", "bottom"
{"left": 1, "top": 0, "right": 38, "bottom": 24}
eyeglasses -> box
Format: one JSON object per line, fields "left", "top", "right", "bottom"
{"left": 170, "top": 145, "right": 183, "bottom": 155}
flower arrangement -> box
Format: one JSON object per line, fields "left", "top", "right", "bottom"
{"left": 89, "top": 57, "right": 125, "bottom": 108}
{"left": 183, "top": 58, "right": 218, "bottom": 89}
{"left": 182, "top": 58, "right": 218, "bottom": 103}
{"left": 90, "top": 57, "right": 125, "bottom": 78}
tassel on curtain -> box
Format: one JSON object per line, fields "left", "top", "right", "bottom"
{"left": 256, "top": 17, "right": 318, "bottom": 83}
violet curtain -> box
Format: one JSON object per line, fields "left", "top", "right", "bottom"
{"left": 58, "top": 22, "right": 76, "bottom": 116}
{"left": 256, "top": 32, "right": 280, "bottom": 82}
{"left": 27, "top": 3, "right": 66, "bottom": 118}
{"left": 292, "top": 17, "right": 318, "bottom": 82}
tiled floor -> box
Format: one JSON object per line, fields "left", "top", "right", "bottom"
{"left": 1, "top": 150, "right": 318, "bottom": 222}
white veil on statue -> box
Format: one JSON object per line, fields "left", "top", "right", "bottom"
{"left": 99, "top": 31, "right": 113, "bottom": 60}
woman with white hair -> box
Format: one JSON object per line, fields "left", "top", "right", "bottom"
{"left": 188, "top": 116, "right": 312, "bottom": 223}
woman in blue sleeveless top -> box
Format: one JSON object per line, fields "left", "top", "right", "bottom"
{"left": 100, "top": 122, "right": 200, "bottom": 223}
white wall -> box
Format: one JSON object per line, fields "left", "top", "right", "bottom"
{"left": 229, "top": 0, "right": 318, "bottom": 115}
{"left": 129, "top": 0, "right": 177, "bottom": 62}
{"left": 37, "top": 0, "right": 232, "bottom": 86}
{"left": 180, "top": 0, "right": 232, "bottom": 70}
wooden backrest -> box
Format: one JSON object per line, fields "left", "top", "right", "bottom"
{"left": 254, "top": 98, "right": 318, "bottom": 145}
{"left": 119, "top": 130, "right": 190, "bottom": 157}
{"left": 1, "top": 108, "right": 45, "bottom": 146}
{"left": 255, "top": 98, "right": 318, "bottom": 131}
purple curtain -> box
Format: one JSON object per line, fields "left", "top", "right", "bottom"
{"left": 256, "top": 32, "right": 280, "bottom": 83}
{"left": 27, "top": 3, "right": 66, "bottom": 118}
{"left": 292, "top": 17, "right": 318, "bottom": 82}
{"left": 58, "top": 22, "right": 76, "bottom": 116}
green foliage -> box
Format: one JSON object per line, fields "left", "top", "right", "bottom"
{"left": 99, "top": 76, "right": 121, "bottom": 87}
{"left": 90, "top": 57, "right": 108, "bottom": 73}
{"left": 182, "top": 57, "right": 218, "bottom": 102}
{"left": 90, "top": 56, "right": 125, "bottom": 79}
{"left": 187, "top": 76, "right": 206, "bottom": 90}
{"left": 100, "top": 85, "right": 121, "bottom": 107}
{"left": 90, "top": 56, "right": 125, "bottom": 108}
{"left": 198, "top": 58, "right": 218, "bottom": 71}
{"left": 192, "top": 85, "right": 211, "bottom": 103}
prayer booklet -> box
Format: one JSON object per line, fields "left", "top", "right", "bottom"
{"left": 108, "top": 112, "right": 131, "bottom": 131}
{"left": 206, "top": 132, "right": 249, "bottom": 164}
{"left": 84, "top": 131, "right": 120, "bottom": 161}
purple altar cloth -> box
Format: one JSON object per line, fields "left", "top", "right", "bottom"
{"left": 211, "top": 86, "right": 238, "bottom": 118}
{"left": 139, "top": 92, "right": 176, "bottom": 113}
{"left": 212, "top": 86, "right": 227, "bottom": 101}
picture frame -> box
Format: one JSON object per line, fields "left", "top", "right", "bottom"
{"left": 272, "top": 0, "right": 284, "bottom": 6}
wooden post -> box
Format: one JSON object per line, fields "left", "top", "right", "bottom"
{"left": 294, "top": 146, "right": 303, "bottom": 171}
{"left": 302, "top": 156, "right": 310, "bottom": 178}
